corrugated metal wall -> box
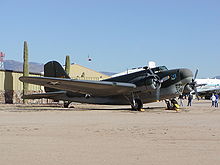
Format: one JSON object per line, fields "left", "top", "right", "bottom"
{"left": 0, "top": 70, "right": 42, "bottom": 91}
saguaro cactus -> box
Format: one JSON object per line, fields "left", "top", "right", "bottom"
{"left": 23, "top": 41, "right": 29, "bottom": 103}
{"left": 65, "top": 55, "right": 70, "bottom": 76}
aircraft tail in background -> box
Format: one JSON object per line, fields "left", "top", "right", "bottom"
{"left": 44, "top": 61, "right": 70, "bottom": 79}
{"left": 44, "top": 61, "right": 70, "bottom": 92}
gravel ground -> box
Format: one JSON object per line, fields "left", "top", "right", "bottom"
{"left": 0, "top": 99, "right": 220, "bottom": 165}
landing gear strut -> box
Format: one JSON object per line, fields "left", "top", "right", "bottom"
{"left": 131, "top": 98, "right": 143, "bottom": 111}
{"left": 64, "top": 101, "right": 71, "bottom": 108}
{"left": 165, "top": 99, "right": 180, "bottom": 111}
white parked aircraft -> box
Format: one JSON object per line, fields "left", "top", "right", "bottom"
{"left": 193, "top": 78, "right": 220, "bottom": 98}
{"left": 183, "top": 68, "right": 220, "bottom": 99}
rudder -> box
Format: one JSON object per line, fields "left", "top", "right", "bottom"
{"left": 44, "top": 61, "right": 70, "bottom": 92}
{"left": 44, "top": 61, "right": 70, "bottom": 78}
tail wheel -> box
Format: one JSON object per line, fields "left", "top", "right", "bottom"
{"left": 131, "top": 99, "right": 143, "bottom": 111}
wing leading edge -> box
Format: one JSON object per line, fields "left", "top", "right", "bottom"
{"left": 19, "top": 76, "right": 136, "bottom": 97}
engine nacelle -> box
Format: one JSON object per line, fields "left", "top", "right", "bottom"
{"left": 130, "top": 76, "right": 161, "bottom": 91}
{"left": 145, "top": 77, "right": 161, "bottom": 90}
{"left": 182, "top": 84, "right": 193, "bottom": 94}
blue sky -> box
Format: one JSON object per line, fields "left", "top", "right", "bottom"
{"left": 1, "top": 0, "right": 220, "bottom": 78}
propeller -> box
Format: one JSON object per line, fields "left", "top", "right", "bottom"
{"left": 147, "top": 68, "right": 161, "bottom": 89}
{"left": 155, "top": 75, "right": 170, "bottom": 101}
{"left": 156, "top": 86, "right": 160, "bottom": 101}
{"left": 189, "top": 69, "right": 200, "bottom": 100}
{"left": 194, "top": 69, "right": 198, "bottom": 81}
{"left": 146, "top": 67, "right": 163, "bottom": 101}
{"left": 131, "top": 66, "right": 163, "bottom": 101}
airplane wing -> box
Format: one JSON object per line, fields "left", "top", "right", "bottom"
{"left": 19, "top": 76, "right": 136, "bottom": 97}
{"left": 22, "top": 91, "right": 67, "bottom": 99}
{"left": 196, "top": 87, "right": 220, "bottom": 94}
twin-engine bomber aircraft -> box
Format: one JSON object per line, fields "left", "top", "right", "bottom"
{"left": 19, "top": 61, "right": 193, "bottom": 110}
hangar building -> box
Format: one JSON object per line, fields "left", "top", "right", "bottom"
{"left": 69, "top": 64, "right": 109, "bottom": 80}
{"left": 0, "top": 63, "right": 109, "bottom": 104}
{"left": 0, "top": 69, "right": 42, "bottom": 104}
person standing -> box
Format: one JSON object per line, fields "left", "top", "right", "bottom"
{"left": 214, "top": 94, "right": 219, "bottom": 107}
{"left": 211, "top": 94, "right": 216, "bottom": 107}
{"left": 187, "top": 94, "right": 193, "bottom": 106}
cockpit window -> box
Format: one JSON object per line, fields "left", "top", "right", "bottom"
{"left": 152, "top": 66, "right": 168, "bottom": 73}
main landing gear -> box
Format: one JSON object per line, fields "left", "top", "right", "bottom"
{"left": 127, "top": 93, "right": 144, "bottom": 111}
{"left": 165, "top": 99, "right": 180, "bottom": 111}
{"left": 131, "top": 98, "right": 143, "bottom": 111}
{"left": 64, "top": 101, "right": 72, "bottom": 108}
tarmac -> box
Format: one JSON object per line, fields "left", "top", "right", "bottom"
{"left": 0, "top": 100, "right": 220, "bottom": 165}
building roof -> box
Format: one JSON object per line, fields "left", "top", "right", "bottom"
{"left": 69, "top": 64, "right": 109, "bottom": 80}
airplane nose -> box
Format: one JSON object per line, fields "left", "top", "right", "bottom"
{"left": 179, "top": 68, "right": 193, "bottom": 80}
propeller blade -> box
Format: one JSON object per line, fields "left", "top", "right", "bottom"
{"left": 156, "top": 87, "right": 160, "bottom": 101}
{"left": 192, "top": 86, "right": 200, "bottom": 100}
{"left": 148, "top": 68, "right": 155, "bottom": 76}
{"left": 193, "top": 69, "right": 199, "bottom": 100}
{"left": 193, "top": 69, "right": 198, "bottom": 81}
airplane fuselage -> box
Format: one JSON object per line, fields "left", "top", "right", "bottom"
{"left": 20, "top": 61, "right": 193, "bottom": 110}
{"left": 53, "top": 68, "right": 193, "bottom": 105}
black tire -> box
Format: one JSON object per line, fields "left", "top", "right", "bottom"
{"left": 165, "top": 100, "right": 172, "bottom": 110}
{"left": 64, "top": 101, "right": 71, "bottom": 108}
{"left": 131, "top": 99, "right": 143, "bottom": 111}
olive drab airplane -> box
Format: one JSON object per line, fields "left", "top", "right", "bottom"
{"left": 19, "top": 61, "right": 194, "bottom": 111}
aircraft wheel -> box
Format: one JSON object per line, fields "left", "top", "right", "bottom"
{"left": 131, "top": 99, "right": 143, "bottom": 111}
{"left": 64, "top": 101, "right": 71, "bottom": 108}
{"left": 171, "top": 99, "right": 179, "bottom": 108}
{"left": 165, "top": 100, "right": 172, "bottom": 110}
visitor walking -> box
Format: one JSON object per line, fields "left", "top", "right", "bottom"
{"left": 211, "top": 94, "right": 216, "bottom": 107}
{"left": 215, "top": 94, "right": 219, "bottom": 107}
{"left": 187, "top": 94, "right": 193, "bottom": 106}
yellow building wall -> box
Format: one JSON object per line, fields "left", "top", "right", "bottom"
{"left": 69, "top": 64, "right": 109, "bottom": 80}
{"left": 0, "top": 64, "right": 109, "bottom": 91}
{"left": 0, "top": 70, "right": 42, "bottom": 91}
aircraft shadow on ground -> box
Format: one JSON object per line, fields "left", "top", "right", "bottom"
{"left": 81, "top": 106, "right": 166, "bottom": 111}
{"left": 13, "top": 104, "right": 180, "bottom": 113}
{"left": 14, "top": 104, "right": 74, "bottom": 111}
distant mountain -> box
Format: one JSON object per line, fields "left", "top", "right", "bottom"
{"left": 4, "top": 60, "right": 23, "bottom": 72}
{"left": 3, "top": 60, "right": 43, "bottom": 73}
{"left": 3, "top": 60, "right": 117, "bottom": 76}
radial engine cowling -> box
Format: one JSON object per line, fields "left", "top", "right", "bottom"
{"left": 183, "top": 84, "right": 193, "bottom": 94}
{"left": 145, "top": 76, "right": 161, "bottom": 90}
{"left": 131, "top": 76, "right": 161, "bottom": 91}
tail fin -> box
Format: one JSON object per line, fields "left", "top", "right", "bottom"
{"left": 44, "top": 61, "right": 70, "bottom": 78}
{"left": 44, "top": 61, "right": 70, "bottom": 92}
